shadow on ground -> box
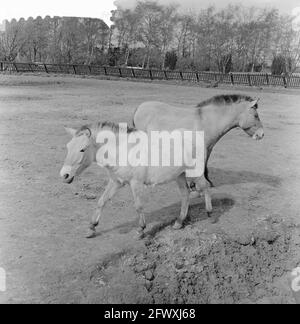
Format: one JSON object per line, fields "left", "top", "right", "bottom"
{"left": 208, "top": 167, "right": 281, "bottom": 187}
{"left": 95, "top": 194, "right": 235, "bottom": 239}
{"left": 92, "top": 167, "right": 280, "bottom": 239}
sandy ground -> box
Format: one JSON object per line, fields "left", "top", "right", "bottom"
{"left": 0, "top": 74, "right": 300, "bottom": 304}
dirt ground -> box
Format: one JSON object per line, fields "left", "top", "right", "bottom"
{"left": 0, "top": 74, "right": 300, "bottom": 304}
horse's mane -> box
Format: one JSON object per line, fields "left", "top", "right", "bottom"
{"left": 77, "top": 121, "right": 137, "bottom": 134}
{"left": 196, "top": 94, "right": 254, "bottom": 108}
{"left": 100, "top": 121, "right": 136, "bottom": 134}
{"left": 77, "top": 121, "right": 136, "bottom": 135}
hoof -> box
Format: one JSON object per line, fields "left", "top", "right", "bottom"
{"left": 86, "top": 229, "right": 96, "bottom": 239}
{"left": 210, "top": 218, "right": 218, "bottom": 224}
{"left": 136, "top": 230, "right": 145, "bottom": 240}
{"left": 207, "top": 213, "right": 217, "bottom": 224}
{"left": 173, "top": 221, "right": 183, "bottom": 230}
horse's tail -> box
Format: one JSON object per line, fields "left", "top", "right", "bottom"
{"left": 204, "top": 166, "right": 214, "bottom": 188}
{"left": 132, "top": 105, "right": 139, "bottom": 128}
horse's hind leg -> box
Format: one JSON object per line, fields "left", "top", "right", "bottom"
{"left": 196, "top": 177, "right": 214, "bottom": 221}
{"left": 173, "top": 173, "right": 190, "bottom": 230}
{"left": 204, "top": 165, "right": 214, "bottom": 188}
{"left": 205, "top": 148, "right": 214, "bottom": 188}
{"left": 87, "top": 179, "right": 122, "bottom": 238}
{"left": 130, "top": 180, "right": 146, "bottom": 239}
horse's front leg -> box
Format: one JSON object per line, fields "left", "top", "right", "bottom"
{"left": 173, "top": 173, "right": 190, "bottom": 230}
{"left": 130, "top": 180, "right": 146, "bottom": 239}
{"left": 86, "top": 179, "right": 122, "bottom": 238}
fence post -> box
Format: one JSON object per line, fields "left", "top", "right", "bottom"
{"left": 44, "top": 64, "right": 48, "bottom": 73}
{"left": 88, "top": 65, "right": 92, "bottom": 74}
{"left": 131, "top": 68, "right": 135, "bottom": 78}
{"left": 104, "top": 67, "right": 107, "bottom": 76}
{"left": 119, "top": 68, "right": 122, "bottom": 77}
{"left": 195, "top": 72, "right": 199, "bottom": 82}
{"left": 72, "top": 65, "right": 77, "bottom": 74}
{"left": 265, "top": 73, "right": 269, "bottom": 86}
{"left": 164, "top": 70, "right": 168, "bottom": 80}
{"left": 0, "top": 62, "right": 3, "bottom": 72}
{"left": 13, "top": 63, "right": 19, "bottom": 73}
{"left": 179, "top": 71, "right": 183, "bottom": 81}
{"left": 247, "top": 73, "right": 252, "bottom": 86}
{"left": 149, "top": 69, "right": 153, "bottom": 80}
{"left": 230, "top": 73, "right": 234, "bottom": 85}
{"left": 282, "top": 75, "right": 287, "bottom": 88}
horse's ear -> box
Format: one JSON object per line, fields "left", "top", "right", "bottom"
{"left": 79, "top": 128, "right": 92, "bottom": 138}
{"left": 249, "top": 98, "right": 260, "bottom": 109}
{"left": 65, "top": 127, "right": 77, "bottom": 137}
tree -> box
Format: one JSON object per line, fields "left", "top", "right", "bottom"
{"left": 210, "top": 7, "right": 236, "bottom": 72}
{"left": 271, "top": 55, "right": 288, "bottom": 75}
{"left": 158, "top": 4, "right": 178, "bottom": 69}
{"left": 80, "top": 18, "right": 109, "bottom": 64}
{"left": 1, "top": 1, "right": 300, "bottom": 73}
{"left": 110, "top": 8, "right": 140, "bottom": 65}
{"left": 0, "top": 19, "right": 24, "bottom": 61}
{"left": 165, "top": 50, "right": 177, "bottom": 70}
{"left": 134, "top": 1, "right": 164, "bottom": 68}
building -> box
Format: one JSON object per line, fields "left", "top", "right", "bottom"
{"left": 0, "top": 21, "right": 5, "bottom": 32}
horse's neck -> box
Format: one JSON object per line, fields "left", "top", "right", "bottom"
{"left": 91, "top": 127, "right": 122, "bottom": 163}
{"left": 203, "top": 105, "right": 240, "bottom": 147}
{"left": 91, "top": 129, "right": 102, "bottom": 162}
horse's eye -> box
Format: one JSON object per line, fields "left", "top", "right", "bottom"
{"left": 80, "top": 149, "right": 85, "bottom": 153}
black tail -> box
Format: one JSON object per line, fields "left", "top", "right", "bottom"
{"left": 205, "top": 166, "right": 214, "bottom": 188}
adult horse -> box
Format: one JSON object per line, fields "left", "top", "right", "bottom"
{"left": 60, "top": 122, "right": 208, "bottom": 239}
{"left": 133, "top": 94, "right": 264, "bottom": 190}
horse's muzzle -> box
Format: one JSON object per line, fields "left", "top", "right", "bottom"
{"left": 63, "top": 174, "right": 74, "bottom": 184}
{"left": 252, "top": 128, "right": 264, "bottom": 141}
{"left": 60, "top": 165, "right": 75, "bottom": 184}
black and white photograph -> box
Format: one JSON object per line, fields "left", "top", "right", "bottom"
{"left": 0, "top": 0, "right": 300, "bottom": 306}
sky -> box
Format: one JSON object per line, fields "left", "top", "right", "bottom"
{"left": 0, "top": 0, "right": 300, "bottom": 26}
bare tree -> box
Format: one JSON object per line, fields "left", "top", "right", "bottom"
{"left": 80, "top": 18, "right": 109, "bottom": 64}
{"left": 159, "top": 4, "right": 178, "bottom": 69}
{"left": 110, "top": 8, "right": 140, "bottom": 65}
{"left": 0, "top": 19, "right": 24, "bottom": 61}
{"left": 134, "top": 1, "right": 164, "bottom": 68}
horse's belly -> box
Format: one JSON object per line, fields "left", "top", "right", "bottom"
{"left": 109, "top": 166, "right": 147, "bottom": 184}
{"left": 149, "top": 115, "right": 197, "bottom": 132}
{"left": 146, "top": 167, "right": 185, "bottom": 186}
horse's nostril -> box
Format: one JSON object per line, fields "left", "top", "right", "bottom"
{"left": 64, "top": 174, "right": 69, "bottom": 180}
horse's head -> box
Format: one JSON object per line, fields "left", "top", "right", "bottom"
{"left": 238, "top": 98, "right": 264, "bottom": 140}
{"left": 60, "top": 127, "right": 95, "bottom": 184}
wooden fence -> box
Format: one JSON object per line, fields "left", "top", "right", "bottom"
{"left": 1, "top": 61, "right": 300, "bottom": 88}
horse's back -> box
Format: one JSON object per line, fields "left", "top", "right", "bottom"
{"left": 134, "top": 101, "right": 197, "bottom": 132}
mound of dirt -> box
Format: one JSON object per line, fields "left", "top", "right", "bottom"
{"left": 90, "top": 218, "right": 292, "bottom": 304}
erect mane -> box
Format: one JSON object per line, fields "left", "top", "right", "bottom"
{"left": 196, "top": 94, "right": 254, "bottom": 108}
{"left": 77, "top": 121, "right": 137, "bottom": 136}
{"left": 99, "top": 121, "right": 137, "bottom": 134}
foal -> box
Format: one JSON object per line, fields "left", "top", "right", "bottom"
{"left": 60, "top": 122, "right": 209, "bottom": 238}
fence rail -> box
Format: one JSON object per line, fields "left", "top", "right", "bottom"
{"left": 1, "top": 61, "right": 300, "bottom": 88}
